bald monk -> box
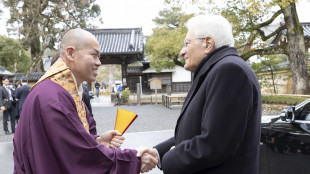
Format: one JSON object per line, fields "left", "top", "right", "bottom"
{"left": 13, "top": 29, "right": 155, "bottom": 174}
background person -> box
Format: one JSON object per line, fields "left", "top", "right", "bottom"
{"left": 16, "top": 77, "right": 31, "bottom": 122}
{"left": 95, "top": 81, "right": 100, "bottom": 97}
{"left": 138, "top": 14, "right": 262, "bottom": 174}
{"left": 0, "top": 76, "right": 16, "bottom": 135}
{"left": 118, "top": 83, "right": 123, "bottom": 98}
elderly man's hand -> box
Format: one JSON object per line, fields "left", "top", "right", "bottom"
{"left": 136, "top": 146, "right": 159, "bottom": 173}
{"left": 96, "top": 130, "right": 125, "bottom": 148}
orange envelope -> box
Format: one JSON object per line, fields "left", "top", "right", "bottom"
{"left": 114, "top": 108, "right": 138, "bottom": 134}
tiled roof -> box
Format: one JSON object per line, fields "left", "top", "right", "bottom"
{"left": 142, "top": 67, "right": 175, "bottom": 73}
{"left": 0, "top": 66, "right": 14, "bottom": 76}
{"left": 303, "top": 23, "right": 310, "bottom": 38}
{"left": 279, "top": 22, "right": 310, "bottom": 38}
{"left": 271, "top": 22, "right": 310, "bottom": 45}
{"left": 43, "top": 58, "right": 52, "bottom": 71}
{"left": 86, "top": 28, "right": 144, "bottom": 55}
{"left": 16, "top": 72, "right": 45, "bottom": 82}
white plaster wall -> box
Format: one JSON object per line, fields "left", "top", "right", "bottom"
{"left": 172, "top": 66, "right": 191, "bottom": 82}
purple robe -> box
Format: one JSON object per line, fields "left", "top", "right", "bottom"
{"left": 13, "top": 79, "right": 141, "bottom": 174}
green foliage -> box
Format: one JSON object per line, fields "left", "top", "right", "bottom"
{"left": 152, "top": 0, "right": 310, "bottom": 94}
{"left": 3, "top": 0, "right": 102, "bottom": 73}
{"left": 16, "top": 49, "right": 31, "bottom": 73}
{"left": 0, "top": 36, "right": 30, "bottom": 72}
{"left": 96, "top": 65, "right": 121, "bottom": 84}
{"left": 121, "top": 89, "right": 131, "bottom": 103}
{"left": 262, "top": 95, "right": 308, "bottom": 105}
{"left": 251, "top": 55, "right": 289, "bottom": 94}
{"left": 145, "top": 7, "right": 194, "bottom": 71}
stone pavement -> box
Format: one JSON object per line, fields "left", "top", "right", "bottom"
{"left": 0, "top": 95, "right": 182, "bottom": 174}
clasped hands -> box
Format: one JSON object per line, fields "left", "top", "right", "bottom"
{"left": 136, "top": 146, "right": 159, "bottom": 173}
{"left": 95, "top": 130, "right": 159, "bottom": 173}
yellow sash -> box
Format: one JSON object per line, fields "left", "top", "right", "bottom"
{"left": 31, "top": 58, "right": 89, "bottom": 133}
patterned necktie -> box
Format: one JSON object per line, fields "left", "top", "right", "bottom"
{"left": 5, "top": 86, "right": 12, "bottom": 101}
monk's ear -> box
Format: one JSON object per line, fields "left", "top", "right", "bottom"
{"left": 65, "top": 46, "right": 75, "bottom": 62}
{"left": 204, "top": 36, "right": 215, "bottom": 54}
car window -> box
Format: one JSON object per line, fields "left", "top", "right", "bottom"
{"left": 295, "top": 102, "right": 310, "bottom": 121}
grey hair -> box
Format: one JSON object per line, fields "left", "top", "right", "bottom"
{"left": 186, "top": 15, "right": 235, "bottom": 48}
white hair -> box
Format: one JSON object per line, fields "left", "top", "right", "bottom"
{"left": 186, "top": 14, "right": 235, "bottom": 48}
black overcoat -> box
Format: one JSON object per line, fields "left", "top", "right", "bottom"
{"left": 16, "top": 84, "right": 31, "bottom": 113}
{"left": 155, "top": 47, "right": 262, "bottom": 174}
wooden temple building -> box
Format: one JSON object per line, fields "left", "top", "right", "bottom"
{"left": 87, "top": 28, "right": 148, "bottom": 93}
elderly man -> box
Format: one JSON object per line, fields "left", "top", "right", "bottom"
{"left": 13, "top": 29, "right": 157, "bottom": 174}
{"left": 138, "top": 15, "right": 262, "bottom": 174}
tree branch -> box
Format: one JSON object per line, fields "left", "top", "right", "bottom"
{"left": 257, "top": 25, "right": 286, "bottom": 41}
{"left": 254, "top": 9, "right": 282, "bottom": 29}
{"left": 240, "top": 44, "right": 287, "bottom": 61}
{"left": 173, "top": 58, "right": 184, "bottom": 67}
{"left": 241, "top": 9, "right": 283, "bottom": 32}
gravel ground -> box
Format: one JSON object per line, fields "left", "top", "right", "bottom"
{"left": 0, "top": 96, "right": 182, "bottom": 143}
{"left": 0, "top": 100, "right": 181, "bottom": 174}
{"left": 93, "top": 104, "right": 181, "bottom": 134}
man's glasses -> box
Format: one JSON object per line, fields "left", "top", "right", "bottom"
{"left": 183, "top": 38, "right": 205, "bottom": 48}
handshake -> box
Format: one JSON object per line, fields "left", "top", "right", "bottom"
{"left": 96, "top": 130, "right": 159, "bottom": 173}
{"left": 136, "top": 146, "right": 159, "bottom": 173}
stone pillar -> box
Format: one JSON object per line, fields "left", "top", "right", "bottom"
{"left": 166, "top": 84, "right": 171, "bottom": 96}
{"left": 137, "top": 83, "right": 141, "bottom": 106}
{"left": 121, "top": 60, "right": 128, "bottom": 87}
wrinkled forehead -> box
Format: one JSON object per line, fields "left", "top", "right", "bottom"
{"left": 185, "top": 27, "right": 197, "bottom": 39}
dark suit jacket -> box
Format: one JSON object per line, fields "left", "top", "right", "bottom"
{"left": 0, "top": 85, "right": 15, "bottom": 109}
{"left": 82, "top": 84, "right": 92, "bottom": 115}
{"left": 16, "top": 84, "right": 31, "bottom": 112}
{"left": 155, "top": 47, "right": 261, "bottom": 174}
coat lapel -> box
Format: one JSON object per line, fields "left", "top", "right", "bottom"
{"left": 2, "top": 86, "right": 9, "bottom": 99}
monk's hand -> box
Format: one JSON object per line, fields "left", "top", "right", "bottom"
{"left": 136, "top": 146, "right": 159, "bottom": 173}
{"left": 96, "top": 130, "right": 125, "bottom": 149}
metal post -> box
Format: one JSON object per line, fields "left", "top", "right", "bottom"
{"left": 137, "top": 83, "right": 141, "bottom": 106}
{"left": 167, "top": 84, "right": 171, "bottom": 96}
{"left": 155, "top": 89, "right": 158, "bottom": 105}
{"left": 139, "top": 76, "right": 143, "bottom": 96}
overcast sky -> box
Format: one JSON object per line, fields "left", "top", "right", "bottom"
{"left": 0, "top": 0, "right": 309, "bottom": 37}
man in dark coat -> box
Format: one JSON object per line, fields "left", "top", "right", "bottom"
{"left": 137, "top": 14, "right": 262, "bottom": 174}
{"left": 82, "top": 83, "right": 97, "bottom": 134}
{"left": 95, "top": 81, "right": 100, "bottom": 97}
{"left": 82, "top": 83, "right": 93, "bottom": 115}
{"left": 0, "top": 76, "right": 16, "bottom": 135}
{"left": 16, "top": 77, "right": 31, "bottom": 120}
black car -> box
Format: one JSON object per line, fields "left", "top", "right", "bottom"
{"left": 260, "top": 98, "right": 310, "bottom": 174}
